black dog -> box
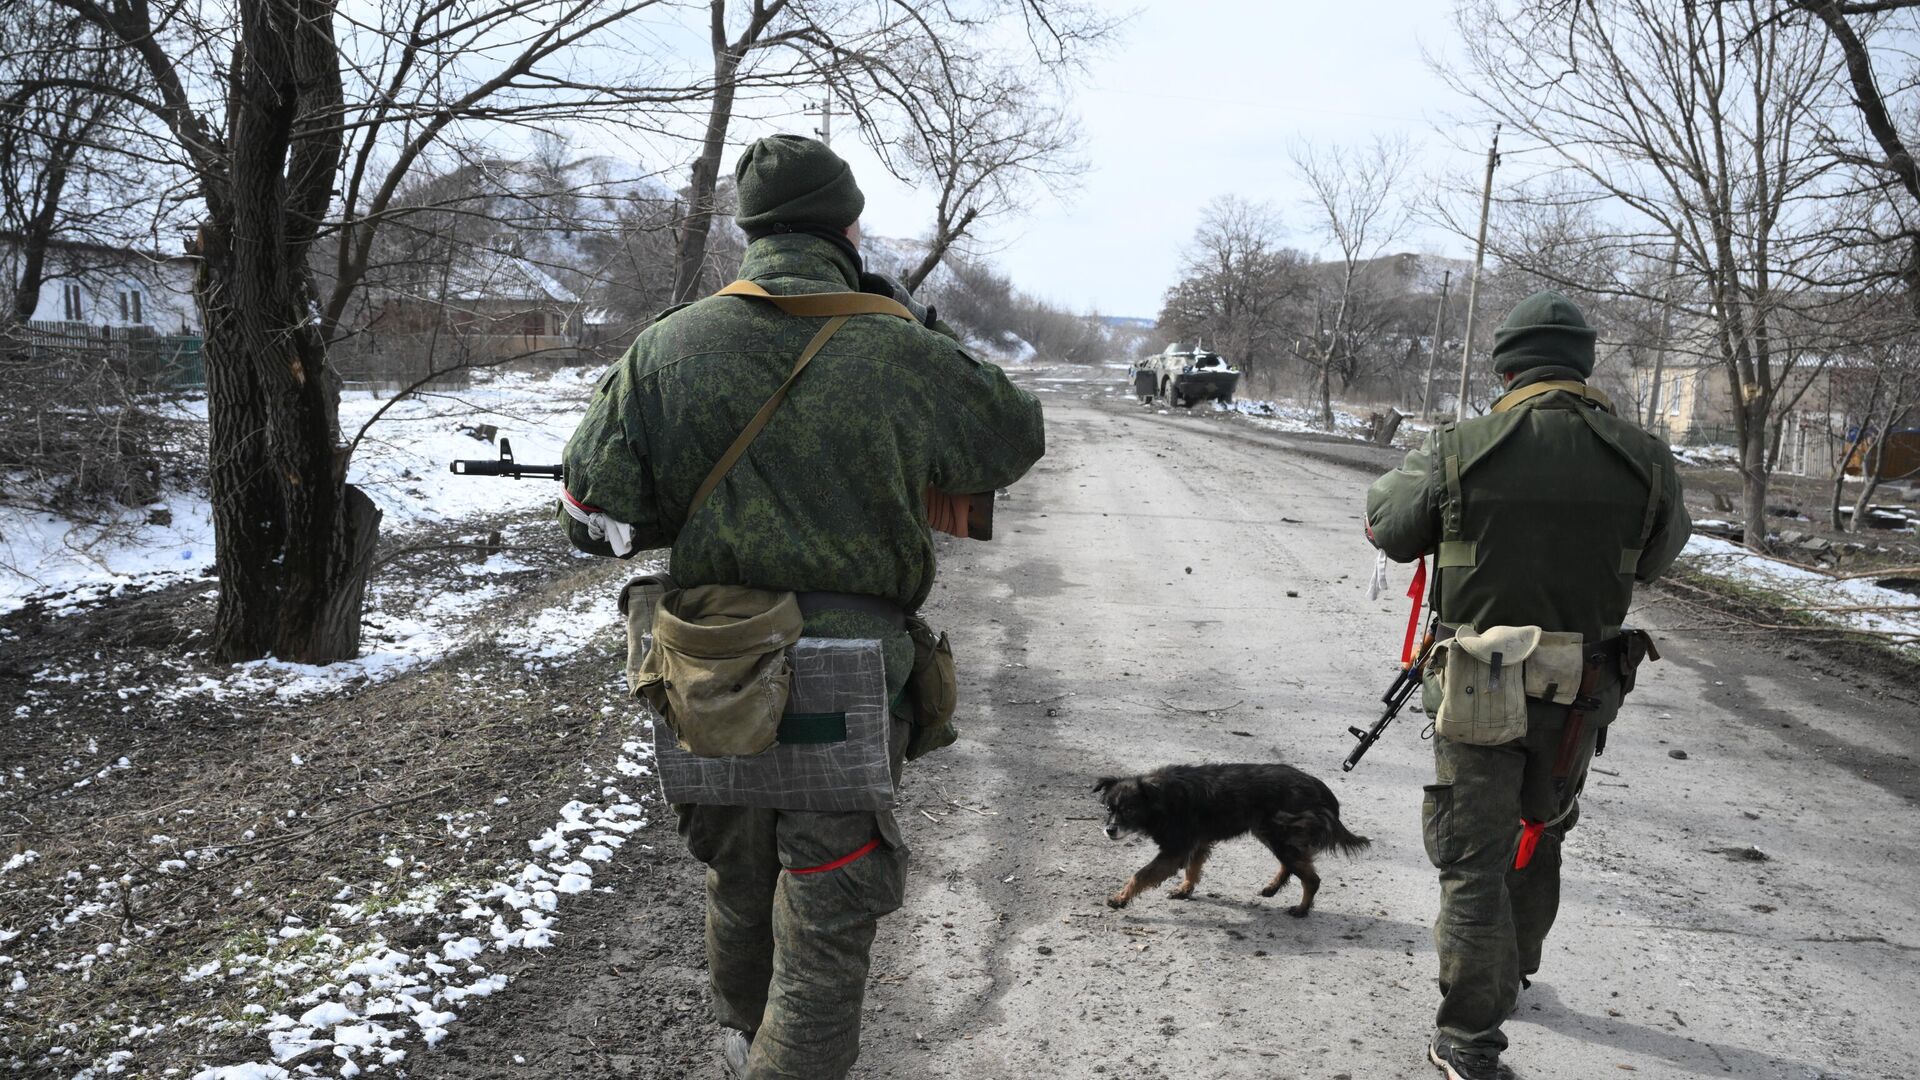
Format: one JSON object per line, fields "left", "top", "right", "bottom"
{"left": 1093, "top": 762, "right": 1371, "bottom": 917}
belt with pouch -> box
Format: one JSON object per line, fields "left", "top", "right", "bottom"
{"left": 795, "top": 590, "right": 907, "bottom": 630}
{"left": 1433, "top": 623, "right": 1629, "bottom": 684}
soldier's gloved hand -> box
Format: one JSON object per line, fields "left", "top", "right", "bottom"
{"left": 859, "top": 270, "right": 933, "bottom": 326}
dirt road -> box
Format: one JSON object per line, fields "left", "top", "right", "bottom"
{"left": 406, "top": 374, "right": 1920, "bottom": 1080}
{"left": 847, "top": 386, "right": 1919, "bottom": 1080}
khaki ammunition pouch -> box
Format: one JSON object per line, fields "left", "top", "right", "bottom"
{"left": 1524, "top": 631, "right": 1586, "bottom": 705}
{"left": 902, "top": 615, "right": 960, "bottom": 761}
{"left": 634, "top": 585, "right": 804, "bottom": 757}
{"left": 1427, "top": 624, "right": 1541, "bottom": 746}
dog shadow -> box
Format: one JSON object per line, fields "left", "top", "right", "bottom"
{"left": 1111, "top": 895, "right": 1429, "bottom": 953}
{"left": 1514, "top": 980, "right": 1855, "bottom": 1079}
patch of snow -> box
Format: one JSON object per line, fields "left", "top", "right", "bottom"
{"left": 1681, "top": 534, "right": 1920, "bottom": 649}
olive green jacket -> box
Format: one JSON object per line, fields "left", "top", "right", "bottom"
{"left": 559, "top": 234, "right": 1045, "bottom": 686}
{"left": 1366, "top": 372, "right": 1690, "bottom": 643}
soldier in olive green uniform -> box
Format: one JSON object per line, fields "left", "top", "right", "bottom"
{"left": 559, "top": 135, "right": 1045, "bottom": 1079}
{"left": 1366, "top": 292, "right": 1690, "bottom": 1080}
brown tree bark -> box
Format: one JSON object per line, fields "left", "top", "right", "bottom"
{"left": 197, "top": 0, "right": 375, "bottom": 663}
{"left": 671, "top": 0, "right": 787, "bottom": 305}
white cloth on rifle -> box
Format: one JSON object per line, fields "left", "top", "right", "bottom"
{"left": 1367, "top": 548, "right": 1390, "bottom": 601}
{"left": 561, "top": 494, "right": 635, "bottom": 557}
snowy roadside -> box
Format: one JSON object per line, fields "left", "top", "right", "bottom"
{"left": 1676, "top": 534, "right": 1920, "bottom": 649}
{"left": 0, "top": 367, "right": 598, "bottom": 620}
{"left": 0, "top": 365, "right": 715, "bottom": 1078}
{"left": 3, "top": 549, "right": 667, "bottom": 1079}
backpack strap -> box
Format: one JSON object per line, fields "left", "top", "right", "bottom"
{"left": 1436, "top": 422, "right": 1477, "bottom": 569}
{"left": 1619, "top": 462, "right": 1664, "bottom": 575}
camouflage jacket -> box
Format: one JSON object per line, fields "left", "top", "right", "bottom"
{"left": 560, "top": 234, "right": 1045, "bottom": 686}
{"left": 1366, "top": 371, "right": 1690, "bottom": 643}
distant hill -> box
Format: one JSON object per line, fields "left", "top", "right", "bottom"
{"left": 1100, "top": 315, "right": 1155, "bottom": 330}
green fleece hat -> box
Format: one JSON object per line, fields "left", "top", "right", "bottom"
{"left": 1492, "top": 290, "right": 1598, "bottom": 377}
{"left": 733, "top": 134, "right": 865, "bottom": 233}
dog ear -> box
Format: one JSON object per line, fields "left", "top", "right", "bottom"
{"left": 1091, "top": 776, "right": 1117, "bottom": 794}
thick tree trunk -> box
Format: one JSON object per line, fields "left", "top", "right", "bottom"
{"left": 202, "top": 0, "right": 374, "bottom": 664}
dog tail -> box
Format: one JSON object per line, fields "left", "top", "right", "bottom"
{"left": 1318, "top": 809, "right": 1372, "bottom": 857}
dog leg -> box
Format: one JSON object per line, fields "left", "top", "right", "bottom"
{"left": 1259, "top": 864, "right": 1292, "bottom": 899}
{"left": 1108, "top": 850, "right": 1185, "bottom": 909}
{"left": 1168, "top": 844, "right": 1212, "bottom": 900}
{"left": 1287, "top": 857, "right": 1321, "bottom": 918}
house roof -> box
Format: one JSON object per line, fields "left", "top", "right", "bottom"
{"left": 444, "top": 247, "right": 577, "bottom": 304}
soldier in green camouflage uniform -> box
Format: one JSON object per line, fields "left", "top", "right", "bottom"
{"left": 558, "top": 134, "right": 1044, "bottom": 1079}
{"left": 1366, "top": 292, "right": 1690, "bottom": 1080}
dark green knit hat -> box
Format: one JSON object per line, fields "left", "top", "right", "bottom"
{"left": 1492, "top": 290, "right": 1598, "bottom": 377}
{"left": 733, "top": 134, "right": 864, "bottom": 233}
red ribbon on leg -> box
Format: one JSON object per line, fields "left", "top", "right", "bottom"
{"left": 1514, "top": 819, "right": 1545, "bottom": 870}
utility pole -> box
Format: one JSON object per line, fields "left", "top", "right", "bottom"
{"left": 1422, "top": 268, "right": 1452, "bottom": 417}
{"left": 813, "top": 96, "right": 833, "bottom": 146}
{"left": 1455, "top": 125, "right": 1501, "bottom": 421}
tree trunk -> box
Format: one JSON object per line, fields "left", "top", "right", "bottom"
{"left": 1848, "top": 465, "right": 1883, "bottom": 535}
{"left": 1318, "top": 360, "right": 1335, "bottom": 429}
{"left": 202, "top": 0, "right": 374, "bottom": 664}
{"left": 1738, "top": 404, "right": 1771, "bottom": 551}
{"left": 672, "top": 8, "right": 744, "bottom": 305}
{"left": 903, "top": 206, "right": 978, "bottom": 291}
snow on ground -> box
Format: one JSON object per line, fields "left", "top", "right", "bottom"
{"left": 184, "top": 752, "right": 654, "bottom": 1080}
{"left": 1, "top": 368, "right": 598, "bottom": 619}
{"left": 1211, "top": 396, "right": 1427, "bottom": 448}
{"left": 1679, "top": 534, "right": 1920, "bottom": 647}
{"left": 1671, "top": 443, "right": 1741, "bottom": 468}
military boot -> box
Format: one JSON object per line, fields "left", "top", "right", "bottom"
{"left": 1429, "top": 1036, "right": 1501, "bottom": 1080}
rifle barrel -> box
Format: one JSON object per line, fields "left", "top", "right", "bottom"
{"left": 449, "top": 460, "right": 564, "bottom": 479}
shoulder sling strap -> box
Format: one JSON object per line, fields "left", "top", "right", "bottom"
{"left": 683, "top": 280, "right": 920, "bottom": 523}
{"left": 1490, "top": 379, "right": 1614, "bottom": 414}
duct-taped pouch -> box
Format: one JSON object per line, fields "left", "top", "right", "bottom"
{"left": 903, "top": 615, "right": 959, "bottom": 761}
{"left": 634, "top": 585, "right": 804, "bottom": 757}
{"left": 1523, "top": 631, "right": 1585, "bottom": 706}
{"left": 1428, "top": 625, "right": 1542, "bottom": 746}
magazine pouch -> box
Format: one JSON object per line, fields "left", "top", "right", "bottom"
{"left": 1428, "top": 624, "right": 1541, "bottom": 746}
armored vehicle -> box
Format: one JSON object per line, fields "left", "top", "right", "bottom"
{"left": 1143, "top": 343, "right": 1239, "bottom": 406}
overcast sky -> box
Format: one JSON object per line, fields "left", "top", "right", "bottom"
{"left": 816, "top": 1, "right": 1482, "bottom": 320}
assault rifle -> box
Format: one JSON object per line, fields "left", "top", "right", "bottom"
{"left": 449, "top": 438, "right": 563, "bottom": 481}
{"left": 448, "top": 437, "right": 994, "bottom": 540}
{"left": 1343, "top": 628, "right": 1436, "bottom": 772}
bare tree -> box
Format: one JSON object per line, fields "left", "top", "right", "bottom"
{"left": 1290, "top": 135, "right": 1413, "bottom": 428}
{"left": 0, "top": 6, "right": 156, "bottom": 327}
{"left": 50, "top": 0, "right": 687, "bottom": 662}
{"left": 1437, "top": 0, "right": 1847, "bottom": 550}
{"left": 894, "top": 55, "right": 1084, "bottom": 290}
{"left": 1155, "top": 196, "right": 1301, "bottom": 394}
{"left": 668, "top": 0, "right": 1116, "bottom": 303}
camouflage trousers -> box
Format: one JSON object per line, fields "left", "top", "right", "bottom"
{"left": 676, "top": 718, "right": 910, "bottom": 1080}
{"left": 1422, "top": 686, "right": 1621, "bottom": 1057}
